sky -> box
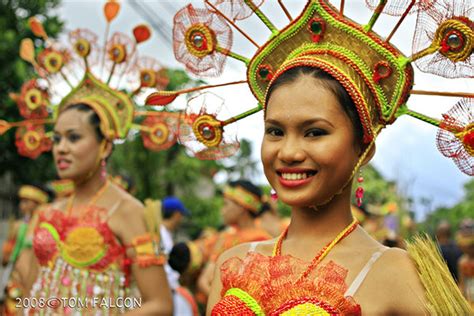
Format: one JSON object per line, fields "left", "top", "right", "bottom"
{"left": 55, "top": 0, "right": 473, "bottom": 219}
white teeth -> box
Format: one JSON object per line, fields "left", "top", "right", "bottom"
{"left": 281, "top": 173, "right": 312, "bottom": 180}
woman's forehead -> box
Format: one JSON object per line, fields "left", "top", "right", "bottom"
{"left": 266, "top": 88, "right": 344, "bottom": 123}
{"left": 54, "top": 109, "right": 93, "bottom": 131}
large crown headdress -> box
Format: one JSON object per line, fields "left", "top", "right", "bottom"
{"left": 0, "top": 1, "right": 182, "bottom": 159}
{"left": 146, "top": 0, "right": 473, "bottom": 176}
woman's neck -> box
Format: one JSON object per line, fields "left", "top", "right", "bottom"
{"left": 72, "top": 171, "right": 107, "bottom": 205}
{"left": 236, "top": 212, "right": 256, "bottom": 230}
{"left": 286, "top": 188, "right": 354, "bottom": 242}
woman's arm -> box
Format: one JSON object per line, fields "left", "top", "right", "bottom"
{"left": 206, "top": 243, "right": 250, "bottom": 315}
{"left": 113, "top": 198, "right": 173, "bottom": 315}
{"left": 197, "top": 261, "right": 215, "bottom": 297}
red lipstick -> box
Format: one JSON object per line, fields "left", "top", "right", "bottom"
{"left": 276, "top": 168, "right": 317, "bottom": 188}
{"left": 56, "top": 158, "right": 71, "bottom": 170}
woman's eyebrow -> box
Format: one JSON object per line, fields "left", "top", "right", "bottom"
{"left": 300, "top": 118, "right": 334, "bottom": 128}
{"left": 263, "top": 118, "right": 282, "bottom": 125}
{"left": 53, "top": 128, "right": 79, "bottom": 134}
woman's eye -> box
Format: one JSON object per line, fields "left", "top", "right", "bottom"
{"left": 52, "top": 134, "right": 61, "bottom": 144}
{"left": 265, "top": 127, "right": 283, "bottom": 137}
{"left": 305, "top": 128, "right": 327, "bottom": 137}
{"left": 68, "top": 134, "right": 81, "bottom": 142}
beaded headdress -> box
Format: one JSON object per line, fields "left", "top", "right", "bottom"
{"left": 223, "top": 185, "right": 262, "bottom": 213}
{"left": 146, "top": 0, "right": 473, "bottom": 176}
{"left": 18, "top": 185, "right": 49, "bottom": 204}
{"left": 0, "top": 1, "right": 181, "bottom": 159}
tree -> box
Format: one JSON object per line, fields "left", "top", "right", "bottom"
{"left": 421, "top": 179, "right": 474, "bottom": 234}
{"left": 224, "top": 139, "right": 260, "bottom": 180}
{"left": 0, "top": 0, "right": 63, "bottom": 187}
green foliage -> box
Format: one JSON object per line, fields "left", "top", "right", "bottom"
{"left": 0, "top": 0, "right": 63, "bottom": 185}
{"left": 181, "top": 194, "right": 223, "bottom": 238}
{"left": 224, "top": 139, "right": 260, "bottom": 180}
{"left": 421, "top": 180, "right": 474, "bottom": 234}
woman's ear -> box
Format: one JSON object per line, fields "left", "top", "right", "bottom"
{"left": 102, "top": 140, "right": 113, "bottom": 160}
{"left": 360, "top": 142, "right": 376, "bottom": 167}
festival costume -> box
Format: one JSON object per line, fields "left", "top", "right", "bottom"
{"left": 22, "top": 182, "right": 165, "bottom": 315}
{"left": 209, "top": 185, "right": 272, "bottom": 262}
{"left": 146, "top": 0, "right": 473, "bottom": 314}
{"left": 1, "top": 185, "right": 49, "bottom": 316}
{"left": 0, "top": 2, "right": 171, "bottom": 314}
{"left": 2, "top": 185, "right": 48, "bottom": 264}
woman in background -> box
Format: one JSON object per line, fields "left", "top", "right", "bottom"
{"left": 198, "top": 180, "right": 271, "bottom": 301}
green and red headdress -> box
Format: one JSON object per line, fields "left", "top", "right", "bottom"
{"left": 1, "top": 1, "right": 176, "bottom": 159}
{"left": 146, "top": 0, "right": 473, "bottom": 176}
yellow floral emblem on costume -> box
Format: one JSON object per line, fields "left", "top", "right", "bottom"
{"left": 61, "top": 226, "right": 106, "bottom": 267}
{"left": 281, "top": 303, "right": 330, "bottom": 315}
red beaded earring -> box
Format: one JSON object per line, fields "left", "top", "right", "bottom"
{"left": 101, "top": 159, "right": 107, "bottom": 181}
{"left": 355, "top": 171, "right": 364, "bottom": 207}
{"left": 270, "top": 188, "right": 278, "bottom": 201}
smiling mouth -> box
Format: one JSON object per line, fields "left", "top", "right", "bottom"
{"left": 278, "top": 171, "right": 317, "bottom": 180}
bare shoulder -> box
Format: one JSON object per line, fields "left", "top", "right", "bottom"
{"left": 215, "top": 242, "right": 254, "bottom": 266}
{"left": 359, "top": 247, "right": 427, "bottom": 315}
{"left": 37, "top": 198, "right": 67, "bottom": 216}
{"left": 110, "top": 184, "right": 144, "bottom": 217}
{"left": 373, "top": 247, "right": 423, "bottom": 287}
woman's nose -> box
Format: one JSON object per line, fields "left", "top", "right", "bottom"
{"left": 54, "top": 137, "right": 69, "bottom": 154}
{"left": 277, "top": 137, "right": 305, "bottom": 164}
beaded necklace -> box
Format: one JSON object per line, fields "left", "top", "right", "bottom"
{"left": 66, "top": 179, "right": 110, "bottom": 216}
{"left": 273, "top": 218, "right": 359, "bottom": 283}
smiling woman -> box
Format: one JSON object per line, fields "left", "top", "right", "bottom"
{"left": 209, "top": 68, "right": 427, "bottom": 316}
{"left": 150, "top": 0, "right": 473, "bottom": 315}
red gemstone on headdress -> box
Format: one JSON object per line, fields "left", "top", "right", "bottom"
{"left": 257, "top": 64, "right": 273, "bottom": 81}
{"left": 357, "top": 177, "right": 364, "bottom": 183}
{"left": 199, "top": 123, "right": 215, "bottom": 140}
{"left": 441, "top": 29, "right": 465, "bottom": 53}
{"left": 307, "top": 18, "right": 326, "bottom": 43}
{"left": 373, "top": 61, "right": 392, "bottom": 83}
{"left": 463, "top": 130, "right": 474, "bottom": 149}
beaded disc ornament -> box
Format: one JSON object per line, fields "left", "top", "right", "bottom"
{"left": 1, "top": 1, "right": 175, "bottom": 159}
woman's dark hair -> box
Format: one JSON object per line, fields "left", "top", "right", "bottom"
{"left": 60, "top": 103, "right": 105, "bottom": 142}
{"left": 228, "top": 179, "right": 271, "bottom": 218}
{"left": 168, "top": 242, "right": 191, "bottom": 274}
{"left": 266, "top": 66, "right": 364, "bottom": 146}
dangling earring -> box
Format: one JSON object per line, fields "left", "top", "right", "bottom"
{"left": 101, "top": 158, "right": 107, "bottom": 181}
{"left": 270, "top": 188, "right": 278, "bottom": 201}
{"left": 355, "top": 170, "right": 364, "bottom": 207}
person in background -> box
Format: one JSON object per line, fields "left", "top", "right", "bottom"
{"left": 1, "top": 184, "right": 50, "bottom": 316}
{"left": 436, "top": 220, "right": 463, "bottom": 281}
{"left": 255, "top": 194, "right": 287, "bottom": 238}
{"left": 457, "top": 218, "right": 474, "bottom": 308}
{"left": 160, "top": 196, "right": 194, "bottom": 315}
{"left": 2, "top": 184, "right": 50, "bottom": 266}
{"left": 198, "top": 180, "right": 271, "bottom": 301}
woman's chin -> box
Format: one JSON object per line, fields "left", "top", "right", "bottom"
{"left": 56, "top": 170, "right": 76, "bottom": 181}
{"left": 277, "top": 191, "right": 332, "bottom": 209}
